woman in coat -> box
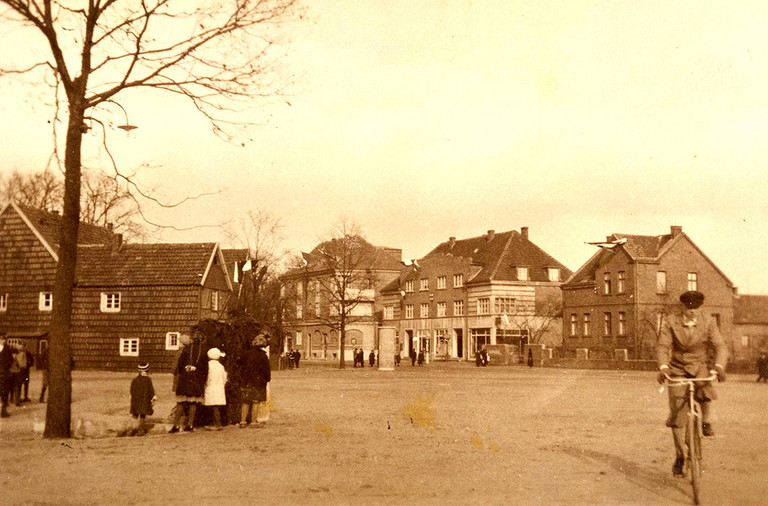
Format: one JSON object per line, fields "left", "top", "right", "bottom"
{"left": 238, "top": 334, "right": 271, "bottom": 428}
{"left": 173, "top": 332, "right": 207, "bottom": 431}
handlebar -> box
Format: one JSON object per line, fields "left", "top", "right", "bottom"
{"left": 663, "top": 373, "right": 718, "bottom": 384}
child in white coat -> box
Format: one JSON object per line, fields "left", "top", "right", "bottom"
{"left": 204, "top": 348, "right": 227, "bottom": 430}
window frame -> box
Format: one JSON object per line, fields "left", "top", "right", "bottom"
{"left": 453, "top": 274, "right": 464, "bottom": 288}
{"left": 687, "top": 272, "right": 698, "bottom": 291}
{"left": 405, "top": 280, "right": 415, "bottom": 292}
{"left": 100, "top": 292, "right": 122, "bottom": 313}
{"left": 603, "top": 312, "right": 612, "bottom": 337}
{"left": 656, "top": 271, "right": 667, "bottom": 294}
{"left": 603, "top": 272, "right": 611, "bottom": 295}
{"left": 583, "top": 313, "right": 591, "bottom": 337}
{"left": 570, "top": 314, "right": 578, "bottom": 337}
{"left": 119, "top": 338, "right": 139, "bottom": 357}
{"left": 420, "top": 302, "right": 429, "bottom": 318}
{"left": 420, "top": 278, "right": 429, "bottom": 291}
{"left": 477, "top": 298, "right": 490, "bottom": 315}
{"left": 436, "top": 301, "right": 447, "bottom": 317}
{"left": 618, "top": 312, "right": 626, "bottom": 336}
{"left": 436, "top": 276, "right": 446, "bottom": 290}
{"left": 39, "top": 291, "right": 53, "bottom": 311}
{"left": 0, "top": 293, "right": 7, "bottom": 312}
{"left": 384, "top": 305, "right": 394, "bottom": 320}
{"left": 165, "top": 332, "right": 180, "bottom": 351}
{"left": 453, "top": 300, "right": 464, "bottom": 316}
{"left": 405, "top": 304, "right": 414, "bottom": 319}
{"left": 547, "top": 268, "right": 560, "bottom": 282}
{"left": 617, "top": 271, "right": 625, "bottom": 294}
{"left": 516, "top": 266, "right": 529, "bottom": 281}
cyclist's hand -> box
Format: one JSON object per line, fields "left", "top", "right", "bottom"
{"left": 714, "top": 364, "right": 726, "bottom": 382}
{"left": 657, "top": 369, "right": 667, "bottom": 384}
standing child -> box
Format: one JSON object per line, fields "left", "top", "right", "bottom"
{"left": 204, "top": 348, "right": 227, "bottom": 430}
{"left": 130, "top": 363, "right": 156, "bottom": 436}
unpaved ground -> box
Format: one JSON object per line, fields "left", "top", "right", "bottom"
{"left": 1, "top": 364, "right": 767, "bottom": 505}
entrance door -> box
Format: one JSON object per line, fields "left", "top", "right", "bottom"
{"left": 406, "top": 330, "right": 414, "bottom": 355}
{"left": 455, "top": 329, "right": 463, "bottom": 358}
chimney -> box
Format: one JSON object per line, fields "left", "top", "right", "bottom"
{"left": 670, "top": 226, "right": 683, "bottom": 237}
{"left": 111, "top": 232, "right": 123, "bottom": 254}
{"left": 448, "top": 237, "right": 456, "bottom": 249}
{"left": 107, "top": 223, "right": 114, "bottom": 233}
{"left": 486, "top": 230, "right": 495, "bottom": 242}
{"left": 521, "top": 227, "right": 529, "bottom": 240}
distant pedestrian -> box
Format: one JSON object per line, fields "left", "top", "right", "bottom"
{"left": 0, "top": 335, "right": 13, "bottom": 417}
{"left": 239, "top": 334, "right": 271, "bottom": 428}
{"left": 417, "top": 349, "right": 425, "bottom": 366}
{"left": 18, "top": 343, "right": 33, "bottom": 403}
{"left": 395, "top": 353, "right": 401, "bottom": 367}
{"left": 369, "top": 350, "right": 376, "bottom": 367}
{"left": 130, "top": 363, "right": 156, "bottom": 436}
{"left": 410, "top": 349, "right": 417, "bottom": 366}
{"left": 475, "top": 347, "right": 483, "bottom": 367}
{"left": 757, "top": 351, "right": 768, "bottom": 383}
{"left": 9, "top": 345, "right": 22, "bottom": 406}
{"left": 292, "top": 349, "right": 301, "bottom": 369}
{"left": 204, "top": 348, "right": 227, "bottom": 430}
{"left": 527, "top": 349, "right": 534, "bottom": 368}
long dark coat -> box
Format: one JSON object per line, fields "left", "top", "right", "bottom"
{"left": 130, "top": 375, "right": 155, "bottom": 416}
{"left": 240, "top": 347, "right": 271, "bottom": 401}
{"left": 174, "top": 339, "right": 208, "bottom": 397}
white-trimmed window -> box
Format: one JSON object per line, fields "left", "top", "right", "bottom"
{"left": 437, "top": 276, "right": 446, "bottom": 289}
{"left": 211, "top": 291, "right": 219, "bottom": 311}
{"left": 617, "top": 271, "right": 626, "bottom": 294}
{"left": 547, "top": 268, "right": 560, "bottom": 282}
{"left": 420, "top": 303, "right": 429, "bottom": 318}
{"left": 454, "top": 300, "right": 464, "bottom": 316}
{"left": 420, "top": 278, "right": 429, "bottom": 291}
{"left": 296, "top": 331, "right": 302, "bottom": 345}
{"left": 477, "top": 298, "right": 490, "bottom": 315}
{"left": 618, "top": 312, "right": 626, "bottom": 336}
{"left": 603, "top": 272, "right": 611, "bottom": 295}
{"left": 437, "top": 301, "right": 447, "bottom": 317}
{"left": 687, "top": 272, "right": 698, "bottom": 291}
{"left": 384, "top": 305, "right": 394, "bottom": 320}
{"left": 296, "top": 301, "right": 303, "bottom": 319}
{"left": 656, "top": 271, "right": 667, "bottom": 294}
{"left": 570, "top": 314, "right": 578, "bottom": 337}
{"left": 39, "top": 292, "right": 53, "bottom": 311}
{"left": 100, "top": 292, "right": 121, "bottom": 313}
{"left": 495, "top": 297, "right": 516, "bottom": 314}
{"left": 453, "top": 274, "right": 464, "bottom": 287}
{"left": 165, "top": 332, "right": 180, "bottom": 350}
{"left": 583, "top": 313, "right": 591, "bottom": 336}
{"left": 516, "top": 267, "right": 529, "bottom": 281}
{"left": 405, "top": 304, "right": 414, "bottom": 319}
{"left": 120, "top": 338, "right": 139, "bottom": 357}
{"left": 405, "top": 280, "right": 414, "bottom": 292}
{"left": 603, "top": 312, "right": 612, "bottom": 337}
{"left": 0, "top": 293, "right": 7, "bottom": 312}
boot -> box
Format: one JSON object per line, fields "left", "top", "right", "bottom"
{"left": 1, "top": 405, "right": 9, "bottom": 418}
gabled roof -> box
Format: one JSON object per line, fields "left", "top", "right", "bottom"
{"left": 76, "top": 242, "right": 227, "bottom": 287}
{"left": 284, "top": 235, "right": 403, "bottom": 278}
{"left": 425, "top": 229, "right": 571, "bottom": 284}
{"left": 222, "top": 249, "right": 250, "bottom": 266}
{"left": 565, "top": 228, "right": 734, "bottom": 287}
{"left": 734, "top": 295, "right": 768, "bottom": 324}
{"left": 6, "top": 202, "right": 114, "bottom": 261}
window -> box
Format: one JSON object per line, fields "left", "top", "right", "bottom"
{"left": 603, "top": 312, "right": 612, "bottom": 337}
{"left": 570, "top": 314, "right": 578, "bottom": 337}
{"left": 100, "top": 292, "right": 121, "bottom": 313}
{"left": 211, "top": 291, "right": 219, "bottom": 311}
{"left": 470, "top": 328, "right": 491, "bottom": 356}
{"left": 656, "top": 271, "right": 667, "bottom": 294}
{"left": 165, "top": 332, "right": 180, "bottom": 350}
{"left": 119, "top": 338, "right": 139, "bottom": 357}
{"left": 583, "top": 313, "right": 591, "bottom": 336}
{"left": 453, "top": 274, "right": 464, "bottom": 287}
{"left": 296, "top": 331, "right": 302, "bottom": 345}
{"left": 0, "top": 293, "right": 6, "bottom": 312}
{"left": 454, "top": 300, "right": 464, "bottom": 316}
{"left": 477, "top": 298, "right": 490, "bottom": 315}
{"left": 296, "top": 302, "right": 303, "bottom": 319}
{"left": 495, "top": 297, "right": 516, "bottom": 314}
{"left": 603, "top": 272, "right": 611, "bottom": 295}
{"left": 384, "top": 306, "right": 394, "bottom": 320}
{"left": 617, "top": 271, "right": 625, "bottom": 294}
{"left": 618, "top": 312, "right": 626, "bottom": 336}
{"left": 437, "top": 276, "right": 446, "bottom": 289}
{"left": 516, "top": 267, "right": 529, "bottom": 281}
{"left": 437, "top": 301, "right": 447, "bottom": 317}
{"left": 547, "top": 268, "right": 560, "bottom": 282}
{"left": 297, "top": 283, "right": 303, "bottom": 296}
{"left": 420, "top": 303, "right": 429, "bottom": 318}
{"left": 405, "top": 280, "right": 415, "bottom": 292}
{"left": 420, "top": 278, "right": 429, "bottom": 291}
{"left": 405, "top": 304, "right": 414, "bottom": 319}
{"left": 39, "top": 292, "right": 53, "bottom": 311}
{"left": 687, "top": 272, "right": 698, "bottom": 291}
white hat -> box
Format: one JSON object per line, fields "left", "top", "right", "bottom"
{"left": 207, "top": 348, "right": 222, "bottom": 360}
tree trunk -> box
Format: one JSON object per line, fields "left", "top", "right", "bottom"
{"left": 44, "top": 105, "right": 84, "bottom": 438}
{"left": 338, "top": 315, "right": 346, "bottom": 369}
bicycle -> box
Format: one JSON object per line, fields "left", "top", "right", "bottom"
{"left": 662, "top": 372, "right": 718, "bottom": 505}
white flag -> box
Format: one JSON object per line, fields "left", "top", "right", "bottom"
{"left": 242, "top": 260, "right": 253, "bottom": 271}
{"left": 503, "top": 314, "right": 510, "bottom": 326}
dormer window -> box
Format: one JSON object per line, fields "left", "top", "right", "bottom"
{"left": 516, "top": 267, "right": 529, "bottom": 281}
{"left": 100, "top": 292, "right": 121, "bottom": 313}
{"left": 39, "top": 292, "right": 53, "bottom": 311}
{"left": 547, "top": 268, "right": 560, "bottom": 282}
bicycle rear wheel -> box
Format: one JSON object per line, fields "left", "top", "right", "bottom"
{"left": 688, "top": 413, "right": 703, "bottom": 504}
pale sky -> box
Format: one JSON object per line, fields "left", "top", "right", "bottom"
{"left": 2, "top": 1, "right": 768, "bottom": 294}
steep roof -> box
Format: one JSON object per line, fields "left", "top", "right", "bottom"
{"left": 76, "top": 242, "right": 221, "bottom": 287}
{"left": 13, "top": 202, "right": 114, "bottom": 253}
{"left": 425, "top": 229, "right": 571, "bottom": 284}
{"left": 222, "top": 248, "right": 249, "bottom": 266}
{"left": 734, "top": 295, "right": 768, "bottom": 324}
{"left": 284, "top": 235, "right": 403, "bottom": 278}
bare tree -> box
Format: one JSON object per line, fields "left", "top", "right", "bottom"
{"left": 509, "top": 291, "right": 563, "bottom": 347}
{"left": 0, "top": 0, "right": 298, "bottom": 438}
{"left": 306, "top": 220, "right": 379, "bottom": 369}
{"left": 0, "top": 169, "right": 63, "bottom": 212}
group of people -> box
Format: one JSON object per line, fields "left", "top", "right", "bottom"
{"left": 129, "top": 331, "right": 272, "bottom": 436}
{"left": 352, "top": 348, "right": 376, "bottom": 367}
{"left": 408, "top": 348, "right": 425, "bottom": 366}
{"left": 286, "top": 349, "right": 301, "bottom": 368}
{"left": 0, "top": 336, "right": 39, "bottom": 418}
{"left": 756, "top": 350, "right": 768, "bottom": 382}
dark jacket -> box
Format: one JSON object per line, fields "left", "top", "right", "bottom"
{"left": 174, "top": 339, "right": 207, "bottom": 397}
{"left": 240, "top": 347, "right": 271, "bottom": 389}
{"left": 130, "top": 375, "right": 155, "bottom": 416}
{"left": 658, "top": 313, "right": 728, "bottom": 376}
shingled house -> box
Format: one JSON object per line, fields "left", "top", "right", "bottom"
{"left": 562, "top": 226, "right": 736, "bottom": 360}
{"left": 381, "top": 228, "right": 571, "bottom": 362}
{"left": 0, "top": 202, "right": 234, "bottom": 371}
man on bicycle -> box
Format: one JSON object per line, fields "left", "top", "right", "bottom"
{"left": 657, "top": 290, "right": 727, "bottom": 476}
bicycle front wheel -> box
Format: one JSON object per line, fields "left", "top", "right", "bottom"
{"left": 688, "top": 413, "right": 703, "bottom": 504}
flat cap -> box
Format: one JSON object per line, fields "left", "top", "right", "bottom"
{"left": 679, "top": 290, "right": 705, "bottom": 309}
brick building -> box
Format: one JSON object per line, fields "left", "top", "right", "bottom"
{"left": 381, "top": 228, "right": 571, "bottom": 362}
{"left": 733, "top": 294, "right": 768, "bottom": 362}
{"left": 280, "top": 235, "right": 403, "bottom": 362}
{"left": 0, "top": 202, "right": 234, "bottom": 371}
{"left": 562, "top": 226, "right": 736, "bottom": 360}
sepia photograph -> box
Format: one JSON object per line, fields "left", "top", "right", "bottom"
{"left": 1, "top": 1, "right": 767, "bottom": 504}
